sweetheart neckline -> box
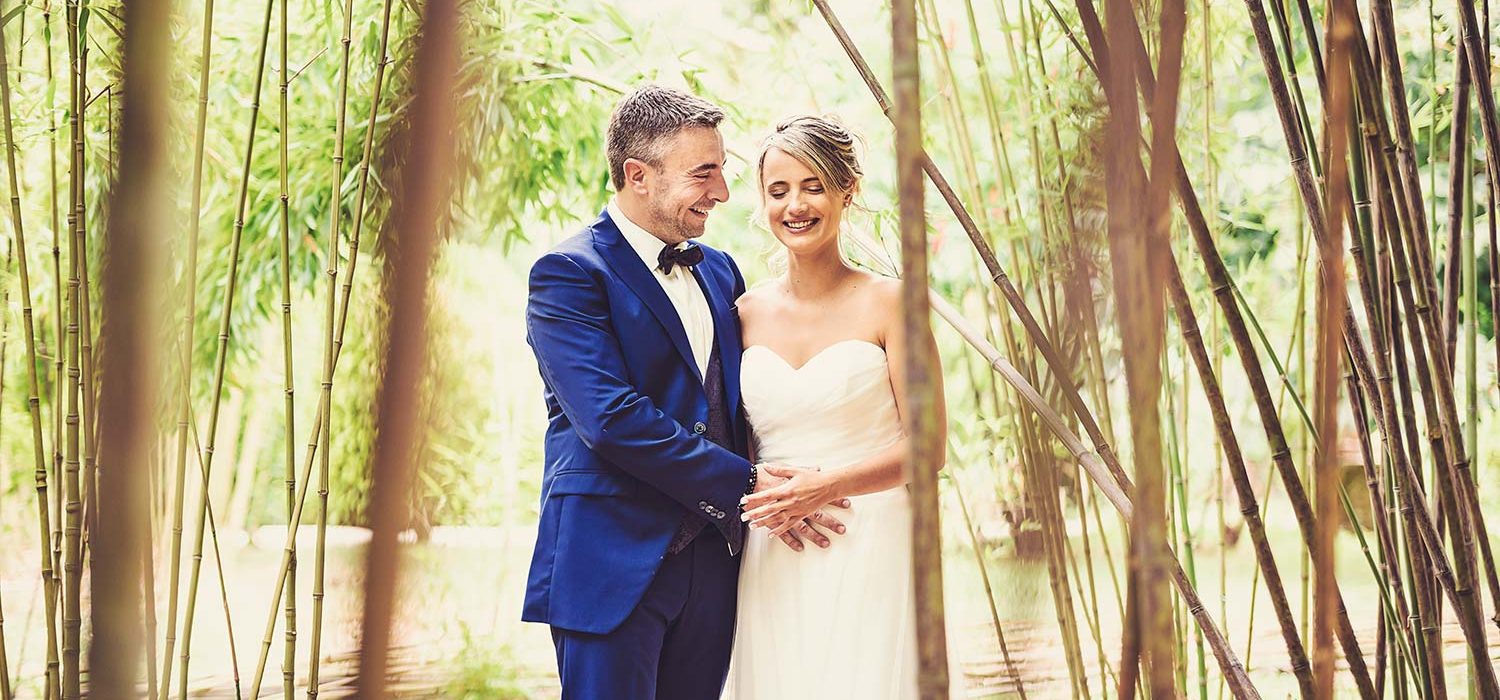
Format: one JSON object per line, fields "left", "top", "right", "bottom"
{"left": 742, "top": 338, "right": 886, "bottom": 372}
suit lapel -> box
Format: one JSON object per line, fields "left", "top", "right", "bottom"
{"left": 591, "top": 212, "right": 699, "bottom": 376}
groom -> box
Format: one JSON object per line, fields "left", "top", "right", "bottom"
{"left": 523, "top": 85, "right": 841, "bottom": 699}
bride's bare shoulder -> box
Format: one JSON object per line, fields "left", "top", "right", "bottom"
{"left": 853, "top": 271, "right": 903, "bottom": 307}
{"left": 852, "top": 272, "right": 904, "bottom": 344}
{"left": 735, "top": 278, "right": 784, "bottom": 322}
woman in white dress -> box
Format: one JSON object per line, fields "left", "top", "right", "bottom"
{"left": 724, "top": 115, "right": 947, "bottom": 700}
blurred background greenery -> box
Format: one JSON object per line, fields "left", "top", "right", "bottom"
{"left": 0, "top": 0, "right": 1496, "bottom": 696}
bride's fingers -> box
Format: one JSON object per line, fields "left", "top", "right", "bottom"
{"left": 741, "top": 485, "right": 790, "bottom": 510}
{"left": 749, "top": 510, "right": 789, "bottom": 530}
{"left": 741, "top": 498, "right": 792, "bottom": 523}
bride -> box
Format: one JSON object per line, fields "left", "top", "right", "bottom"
{"left": 724, "top": 115, "right": 947, "bottom": 699}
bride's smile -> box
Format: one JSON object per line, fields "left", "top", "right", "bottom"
{"left": 761, "top": 146, "right": 846, "bottom": 255}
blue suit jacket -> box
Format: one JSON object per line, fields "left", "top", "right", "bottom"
{"left": 521, "top": 210, "right": 752, "bottom": 635}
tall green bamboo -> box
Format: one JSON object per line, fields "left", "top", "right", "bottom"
{"left": 307, "top": 0, "right": 358, "bottom": 694}
{"left": 891, "top": 2, "right": 949, "bottom": 696}
{"left": 0, "top": 240, "right": 11, "bottom": 700}
{"left": 1165, "top": 259, "right": 1316, "bottom": 697}
{"left": 1371, "top": 139, "right": 1499, "bottom": 694}
{"left": 59, "top": 2, "right": 84, "bottom": 695}
{"left": 1438, "top": 0, "right": 1500, "bottom": 627}
{"left": 1067, "top": 0, "right": 1390, "bottom": 689}
{"left": 277, "top": 0, "right": 297, "bottom": 694}
{"left": 36, "top": 6, "right": 63, "bottom": 699}
{"left": 950, "top": 470, "right": 1027, "bottom": 699}
{"left": 815, "top": 5, "right": 1259, "bottom": 693}
{"left": 89, "top": 0, "right": 171, "bottom": 689}
{"left": 1369, "top": 0, "right": 1493, "bottom": 635}
{"left": 1442, "top": 48, "right": 1468, "bottom": 372}
{"left": 814, "top": 0, "right": 1139, "bottom": 497}
{"left": 72, "top": 0, "right": 96, "bottom": 578}
{"left": 159, "top": 0, "right": 216, "bottom": 694}
{"left": 918, "top": 0, "right": 1089, "bottom": 690}
{"left": 174, "top": 0, "right": 276, "bottom": 694}
{"left": 246, "top": 0, "right": 399, "bottom": 691}
{"left": 353, "top": 1, "right": 460, "bottom": 692}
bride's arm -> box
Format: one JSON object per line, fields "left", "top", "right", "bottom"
{"left": 742, "top": 280, "right": 946, "bottom": 535}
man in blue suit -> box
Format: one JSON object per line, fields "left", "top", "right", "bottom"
{"left": 522, "top": 85, "right": 843, "bottom": 699}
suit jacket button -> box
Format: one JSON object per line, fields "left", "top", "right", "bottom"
{"left": 693, "top": 421, "right": 707, "bottom": 434}
{"left": 716, "top": 512, "right": 726, "bottom": 520}
{"left": 698, "top": 500, "right": 707, "bottom": 509}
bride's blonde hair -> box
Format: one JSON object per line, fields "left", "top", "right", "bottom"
{"left": 753, "top": 115, "right": 866, "bottom": 270}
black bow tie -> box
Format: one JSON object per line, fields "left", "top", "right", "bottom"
{"left": 657, "top": 243, "right": 704, "bottom": 274}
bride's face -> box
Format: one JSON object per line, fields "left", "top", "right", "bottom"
{"left": 760, "top": 148, "right": 846, "bottom": 257}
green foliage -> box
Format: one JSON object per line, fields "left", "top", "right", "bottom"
{"left": 438, "top": 628, "right": 532, "bottom": 699}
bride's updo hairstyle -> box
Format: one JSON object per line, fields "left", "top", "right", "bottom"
{"left": 757, "top": 115, "right": 864, "bottom": 203}
{"left": 755, "top": 115, "right": 865, "bottom": 268}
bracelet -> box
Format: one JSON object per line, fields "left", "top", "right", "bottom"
{"left": 744, "top": 464, "right": 758, "bottom": 495}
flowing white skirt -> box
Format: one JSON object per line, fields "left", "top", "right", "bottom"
{"left": 723, "top": 488, "right": 919, "bottom": 700}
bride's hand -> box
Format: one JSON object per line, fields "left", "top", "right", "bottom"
{"left": 741, "top": 464, "right": 848, "bottom": 537}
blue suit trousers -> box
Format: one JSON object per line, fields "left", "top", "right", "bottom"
{"left": 551, "top": 529, "right": 740, "bottom": 699}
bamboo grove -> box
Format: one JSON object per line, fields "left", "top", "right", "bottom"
{"left": 819, "top": 0, "right": 1500, "bottom": 692}
{"left": 0, "top": 0, "right": 1499, "bottom": 697}
{"left": 0, "top": 0, "right": 443, "bottom": 696}
{"left": 826, "top": 0, "right": 1500, "bottom": 694}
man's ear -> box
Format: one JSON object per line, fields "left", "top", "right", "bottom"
{"left": 622, "top": 158, "right": 652, "bottom": 195}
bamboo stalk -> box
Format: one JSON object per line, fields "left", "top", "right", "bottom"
{"left": 1352, "top": 56, "right": 1447, "bottom": 694}
{"left": 1373, "top": 135, "right": 1496, "bottom": 693}
{"left": 88, "top": 0, "right": 171, "bottom": 690}
{"left": 159, "top": 0, "right": 216, "bottom": 693}
{"left": 60, "top": 1, "right": 81, "bottom": 694}
{"left": 246, "top": 0, "right": 399, "bottom": 693}
{"left": 816, "top": 5, "right": 1258, "bottom": 693}
{"left": 354, "top": 1, "right": 460, "bottom": 692}
{"left": 813, "top": 0, "right": 1135, "bottom": 494}
{"left": 307, "top": 0, "right": 358, "bottom": 693}
{"left": 42, "top": 6, "right": 64, "bottom": 691}
{"left": 0, "top": 241, "right": 11, "bottom": 700}
{"left": 1312, "top": 0, "right": 1357, "bottom": 691}
{"left": 73, "top": 0, "right": 95, "bottom": 586}
{"left": 1061, "top": 0, "right": 1385, "bottom": 690}
{"left": 950, "top": 469, "right": 1027, "bottom": 698}
{"left": 892, "top": 3, "right": 949, "bottom": 696}
{"left": 1104, "top": 0, "right": 1183, "bottom": 687}
{"left": 1441, "top": 0, "right": 1500, "bottom": 631}
{"left": 1442, "top": 46, "right": 1468, "bottom": 372}
{"left": 2, "top": 0, "right": 62, "bottom": 695}
{"left": 920, "top": 1, "right": 1089, "bottom": 689}
{"left": 924, "top": 284, "right": 1257, "bottom": 697}
{"left": 174, "top": 0, "right": 276, "bottom": 694}
{"left": 1166, "top": 261, "right": 1315, "bottom": 697}
{"left": 277, "top": 0, "right": 295, "bottom": 694}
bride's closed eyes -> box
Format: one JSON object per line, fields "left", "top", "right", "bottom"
{"left": 765, "top": 178, "right": 825, "bottom": 199}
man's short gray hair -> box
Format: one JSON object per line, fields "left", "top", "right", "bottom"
{"left": 606, "top": 84, "right": 726, "bottom": 190}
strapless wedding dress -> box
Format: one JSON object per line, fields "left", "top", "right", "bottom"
{"left": 723, "top": 339, "right": 919, "bottom": 699}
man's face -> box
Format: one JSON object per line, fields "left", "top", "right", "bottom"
{"left": 633, "top": 127, "right": 730, "bottom": 243}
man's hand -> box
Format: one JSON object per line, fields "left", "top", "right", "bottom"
{"left": 745, "top": 463, "right": 850, "bottom": 552}
{"left": 771, "top": 508, "right": 850, "bottom": 551}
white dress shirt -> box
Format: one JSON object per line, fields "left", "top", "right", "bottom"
{"left": 608, "top": 199, "right": 714, "bottom": 380}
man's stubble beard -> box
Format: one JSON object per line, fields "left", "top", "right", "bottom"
{"left": 645, "top": 196, "right": 704, "bottom": 244}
